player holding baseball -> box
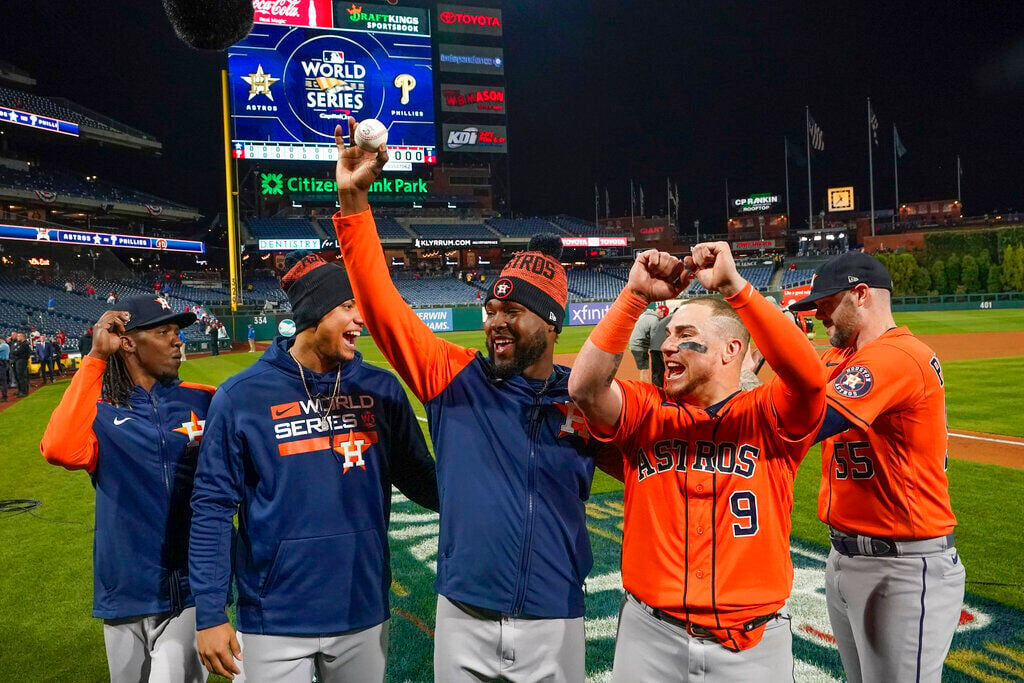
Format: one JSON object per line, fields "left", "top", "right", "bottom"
{"left": 332, "top": 119, "right": 599, "bottom": 682}
{"left": 790, "top": 251, "right": 965, "bottom": 683}
{"left": 188, "top": 254, "right": 438, "bottom": 681}
{"left": 41, "top": 297, "right": 213, "bottom": 682}
{"left": 569, "top": 243, "right": 826, "bottom": 680}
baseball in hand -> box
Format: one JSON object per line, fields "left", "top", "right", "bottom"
{"left": 354, "top": 119, "right": 388, "bottom": 152}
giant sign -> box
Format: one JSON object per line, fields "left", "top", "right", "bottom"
{"left": 438, "top": 44, "right": 504, "bottom": 75}
{"left": 0, "top": 106, "right": 79, "bottom": 137}
{"left": 732, "top": 192, "right": 781, "bottom": 214}
{"left": 443, "top": 124, "right": 508, "bottom": 154}
{"left": 229, "top": 24, "right": 435, "bottom": 167}
{"left": 436, "top": 4, "right": 503, "bottom": 36}
{"left": 440, "top": 84, "right": 505, "bottom": 114}
{"left": 0, "top": 224, "right": 204, "bottom": 253}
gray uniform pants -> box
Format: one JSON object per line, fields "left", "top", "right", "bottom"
{"left": 434, "top": 595, "right": 585, "bottom": 682}
{"left": 826, "top": 545, "right": 965, "bottom": 683}
{"left": 235, "top": 621, "right": 388, "bottom": 683}
{"left": 103, "top": 607, "right": 206, "bottom": 683}
{"left": 611, "top": 594, "right": 793, "bottom": 683}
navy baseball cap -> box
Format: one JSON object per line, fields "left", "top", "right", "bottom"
{"left": 789, "top": 252, "right": 893, "bottom": 311}
{"left": 119, "top": 295, "right": 197, "bottom": 332}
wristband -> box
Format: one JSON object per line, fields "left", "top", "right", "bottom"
{"left": 589, "top": 288, "right": 649, "bottom": 354}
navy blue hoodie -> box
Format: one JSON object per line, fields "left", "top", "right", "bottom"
{"left": 189, "top": 338, "right": 438, "bottom": 634}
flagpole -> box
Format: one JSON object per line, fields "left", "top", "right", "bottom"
{"left": 806, "top": 107, "right": 813, "bottom": 232}
{"left": 893, "top": 124, "right": 899, "bottom": 231}
{"left": 630, "top": 178, "right": 635, "bottom": 226}
{"left": 957, "top": 155, "right": 962, "bottom": 204}
{"left": 725, "top": 178, "right": 730, "bottom": 230}
{"left": 594, "top": 182, "right": 599, "bottom": 230}
{"left": 666, "top": 177, "right": 671, "bottom": 228}
{"left": 784, "top": 137, "right": 792, "bottom": 231}
{"left": 867, "top": 97, "right": 876, "bottom": 237}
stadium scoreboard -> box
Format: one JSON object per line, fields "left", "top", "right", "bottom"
{"left": 229, "top": 4, "right": 436, "bottom": 170}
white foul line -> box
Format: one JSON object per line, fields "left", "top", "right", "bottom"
{"left": 949, "top": 432, "right": 1024, "bottom": 447}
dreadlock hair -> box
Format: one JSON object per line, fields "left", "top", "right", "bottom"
{"left": 102, "top": 350, "right": 136, "bottom": 407}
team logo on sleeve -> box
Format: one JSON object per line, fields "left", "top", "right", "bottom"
{"left": 554, "top": 401, "right": 589, "bottom": 442}
{"left": 833, "top": 365, "right": 873, "bottom": 398}
{"left": 173, "top": 411, "right": 206, "bottom": 443}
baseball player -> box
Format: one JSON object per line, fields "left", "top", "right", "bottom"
{"left": 40, "top": 296, "right": 213, "bottom": 682}
{"left": 790, "top": 251, "right": 965, "bottom": 683}
{"left": 568, "top": 242, "right": 826, "bottom": 681}
{"left": 188, "top": 254, "right": 438, "bottom": 682}
{"left": 332, "top": 119, "right": 599, "bottom": 682}
{"left": 628, "top": 303, "right": 667, "bottom": 383}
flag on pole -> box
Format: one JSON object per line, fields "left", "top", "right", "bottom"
{"left": 630, "top": 179, "right": 635, "bottom": 215}
{"left": 639, "top": 183, "right": 645, "bottom": 216}
{"left": 894, "top": 127, "right": 907, "bottom": 158}
{"left": 868, "top": 103, "right": 879, "bottom": 146}
{"left": 604, "top": 187, "right": 610, "bottom": 217}
{"left": 786, "top": 137, "right": 807, "bottom": 167}
{"left": 808, "top": 114, "right": 825, "bottom": 151}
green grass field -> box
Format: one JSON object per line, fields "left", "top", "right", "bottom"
{"left": 1, "top": 308, "right": 1022, "bottom": 681}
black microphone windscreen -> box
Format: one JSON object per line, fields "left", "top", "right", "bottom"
{"left": 162, "top": 0, "right": 254, "bottom": 51}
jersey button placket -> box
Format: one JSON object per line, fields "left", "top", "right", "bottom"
{"left": 695, "top": 569, "right": 704, "bottom": 579}
{"left": 696, "top": 526, "right": 704, "bottom": 535}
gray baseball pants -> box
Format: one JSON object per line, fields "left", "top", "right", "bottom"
{"left": 434, "top": 595, "right": 585, "bottom": 682}
{"left": 234, "top": 621, "right": 388, "bottom": 683}
{"left": 826, "top": 544, "right": 965, "bottom": 683}
{"left": 611, "top": 594, "right": 794, "bottom": 682}
{"left": 103, "top": 607, "right": 206, "bottom": 683}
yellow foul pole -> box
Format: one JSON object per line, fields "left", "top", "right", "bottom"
{"left": 221, "top": 69, "right": 239, "bottom": 312}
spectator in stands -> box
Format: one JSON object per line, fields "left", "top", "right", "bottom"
{"left": 154, "top": 281, "right": 162, "bottom": 294}
{"left": 628, "top": 304, "right": 667, "bottom": 383}
{"left": 247, "top": 324, "right": 256, "bottom": 352}
{"left": 79, "top": 327, "right": 93, "bottom": 358}
{"left": 35, "top": 334, "right": 54, "bottom": 384}
{"left": 65, "top": 279, "right": 74, "bottom": 293}
{"left": 0, "top": 334, "right": 9, "bottom": 401}
{"left": 46, "top": 295, "right": 56, "bottom": 312}
{"left": 178, "top": 330, "right": 188, "bottom": 361}
{"left": 56, "top": 329, "right": 66, "bottom": 347}
{"left": 52, "top": 336, "right": 63, "bottom": 377}
{"left": 107, "top": 292, "right": 117, "bottom": 304}
{"left": 11, "top": 331, "right": 31, "bottom": 397}
{"left": 208, "top": 322, "right": 219, "bottom": 356}
{"left": 162, "top": 281, "right": 171, "bottom": 296}
{"left": 86, "top": 283, "right": 96, "bottom": 298}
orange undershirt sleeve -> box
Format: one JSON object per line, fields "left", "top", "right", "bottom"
{"left": 334, "top": 208, "right": 476, "bottom": 403}
{"left": 725, "top": 283, "right": 825, "bottom": 439}
{"left": 40, "top": 355, "right": 103, "bottom": 472}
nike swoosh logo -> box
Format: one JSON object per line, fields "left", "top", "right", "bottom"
{"left": 113, "top": 417, "right": 133, "bottom": 425}
{"left": 273, "top": 409, "right": 291, "bottom": 418}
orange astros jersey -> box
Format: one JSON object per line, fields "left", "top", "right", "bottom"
{"left": 819, "top": 327, "right": 955, "bottom": 539}
{"left": 597, "top": 378, "right": 818, "bottom": 650}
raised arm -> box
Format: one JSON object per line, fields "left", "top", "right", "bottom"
{"left": 689, "top": 243, "right": 824, "bottom": 438}
{"left": 569, "top": 250, "right": 689, "bottom": 436}
{"left": 40, "top": 310, "right": 129, "bottom": 471}
{"left": 332, "top": 120, "right": 474, "bottom": 403}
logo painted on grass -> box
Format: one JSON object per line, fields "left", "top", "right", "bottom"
{"left": 384, "top": 489, "right": 1024, "bottom": 682}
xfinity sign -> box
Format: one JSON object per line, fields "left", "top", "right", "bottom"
{"left": 733, "top": 193, "right": 781, "bottom": 213}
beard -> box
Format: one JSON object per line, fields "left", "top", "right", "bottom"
{"left": 487, "top": 327, "right": 548, "bottom": 380}
{"left": 828, "top": 321, "right": 854, "bottom": 348}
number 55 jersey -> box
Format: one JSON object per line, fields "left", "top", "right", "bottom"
{"left": 818, "top": 326, "right": 955, "bottom": 540}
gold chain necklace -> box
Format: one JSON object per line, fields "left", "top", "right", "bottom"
{"left": 290, "top": 349, "right": 342, "bottom": 432}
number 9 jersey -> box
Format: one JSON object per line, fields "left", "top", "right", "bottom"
{"left": 818, "top": 326, "right": 955, "bottom": 540}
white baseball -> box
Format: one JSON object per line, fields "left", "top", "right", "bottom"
{"left": 354, "top": 119, "right": 388, "bottom": 152}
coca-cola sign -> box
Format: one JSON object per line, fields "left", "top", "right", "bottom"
{"left": 436, "top": 4, "right": 503, "bottom": 36}
{"left": 253, "top": 0, "right": 333, "bottom": 28}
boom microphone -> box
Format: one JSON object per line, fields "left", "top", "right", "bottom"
{"left": 162, "top": 0, "right": 254, "bottom": 51}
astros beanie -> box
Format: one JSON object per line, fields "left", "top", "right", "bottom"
{"left": 281, "top": 251, "right": 355, "bottom": 333}
{"left": 487, "top": 234, "right": 567, "bottom": 332}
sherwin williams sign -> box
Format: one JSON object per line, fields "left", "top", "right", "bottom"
{"left": 413, "top": 308, "right": 453, "bottom": 331}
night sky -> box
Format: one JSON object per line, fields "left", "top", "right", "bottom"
{"left": 5, "top": 0, "right": 1024, "bottom": 236}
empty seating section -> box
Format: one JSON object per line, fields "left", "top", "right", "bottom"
{"left": 394, "top": 276, "right": 483, "bottom": 307}
{"left": 548, "top": 215, "right": 602, "bottom": 236}
{"left": 781, "top": 269, "right": 816, "bottom": 288}
{"left": 566, "top": 269, "right": 631, "bottom": 301}
{"left": 486, "top": 217, "right": 558, "bottom": 238}
{"left": 0, "top": 86, "right": 121, "bottom": 133}
{"left": 0, "top": 164, "right": 190, "bottom": 208}
{"left": 369, "top": 215, "right": 410, "bottom": 239}
{"left": 410, "top": 223, "right": 495, "bottom": 240}
{"left": 245, "top": 218, "right": 319, "bottom": 240}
